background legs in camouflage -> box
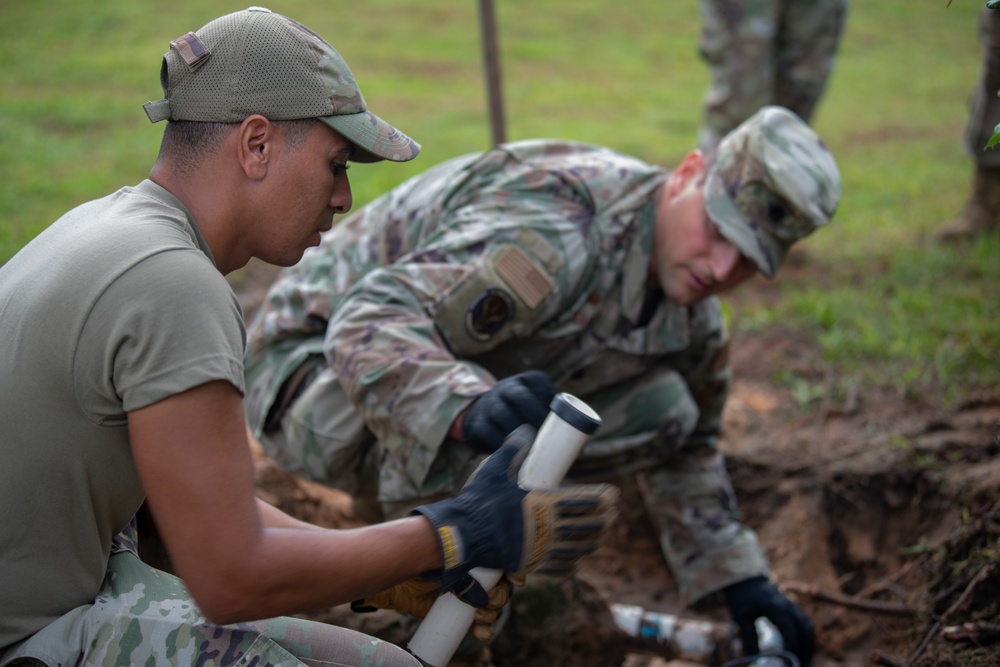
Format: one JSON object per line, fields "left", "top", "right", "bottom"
{"left": 698, "top": 0, "right": 848, "bottom": 149}
{"left": 939, "top": 7, "right": 1000, "bottom": 241}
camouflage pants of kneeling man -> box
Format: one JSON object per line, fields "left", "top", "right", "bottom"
{"left": 0, "top": 521, "right": 419, "bottom": 667}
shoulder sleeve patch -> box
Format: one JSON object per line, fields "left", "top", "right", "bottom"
{"left": 433, "top": 243, "right": 556, "bottom": 357}
{"left": 465, "top": 288, "right": 515, "bottom": 342}
{"left": 495, "top": 245, "right": 553, "bottom": 309}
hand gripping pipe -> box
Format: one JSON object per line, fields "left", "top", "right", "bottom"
{"left": 407, "top": 393, "right": 602, "bottom": 666}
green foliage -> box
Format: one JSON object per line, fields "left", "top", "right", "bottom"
{"left": 987, "top": 122, "right": 1000, "bottom": 149}
{"left": 1, "top": 0, "right": 996, "bottom": 400}
{"left": 734, "top": 249, "right": 999, "bottom": 397}
{"left": 737, "top": 232, "right": 1000, "bottom": 400}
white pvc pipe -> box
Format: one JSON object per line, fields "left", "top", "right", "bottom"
{"left": 407, "top": 393, "right": 601, "bottom": 666}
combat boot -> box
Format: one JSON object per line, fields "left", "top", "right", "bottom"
{"left": 937, "top": 165, "right": 1000, "bottom": 242}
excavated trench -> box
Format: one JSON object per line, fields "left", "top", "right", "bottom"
{"left": 217, "top": 260, "right": 1000, "bottom": 667}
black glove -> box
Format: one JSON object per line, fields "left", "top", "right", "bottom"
{"left": 413, "top": 425, "right": 619, "bottom": 593}
{"left": 460, "top": 371, "right": 556, "bottom": 453}
{"left": 723, "top": 576, "right": 814, "bottom": 667}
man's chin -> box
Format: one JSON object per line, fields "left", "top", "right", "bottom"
{"left": 661, "top": 282, "right": 700, "bottom": 307}
{"left": 262, "top": 247, "right": 309, "bottom": 268}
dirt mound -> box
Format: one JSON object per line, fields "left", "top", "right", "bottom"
{"left": 720, "top": 329, "right": 1000, "bottom": 667}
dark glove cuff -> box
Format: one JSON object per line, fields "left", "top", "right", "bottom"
{"left": 411, "top": 501, "right": 473, "bottom": 575}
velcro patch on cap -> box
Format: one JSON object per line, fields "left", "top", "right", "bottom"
{"left": 169, "top": 32, "right": 211, "bottom": 69}
{"left": 494, "top": 245, "right": 553, "bottom": 309}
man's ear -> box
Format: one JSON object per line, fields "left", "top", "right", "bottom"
{"left": 237, "top": 115, "right": 273, "bottom": 181}
{"left": 667, "top": 149, "right": 706, "bottom": 195}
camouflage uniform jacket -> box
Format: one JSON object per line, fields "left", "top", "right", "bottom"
{"left": 245, "top": 139, "right": 765, "bottom": 602}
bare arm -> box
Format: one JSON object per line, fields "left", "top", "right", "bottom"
{"left": 128, "top": 379, "right": 442, "bottom": 625}
{"left": 255, "top": 496, "right": 321, "bottom": 530}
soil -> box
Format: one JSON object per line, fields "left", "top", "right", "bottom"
{"left": 225, "top": 258, "right": 1000, "bottom": 667}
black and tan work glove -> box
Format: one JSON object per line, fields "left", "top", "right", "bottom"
{"left": 412, "top": 425, "right": 619, "bottom": 591}
{"left": 351, "top": 573, "right": 518, "bottom": 642}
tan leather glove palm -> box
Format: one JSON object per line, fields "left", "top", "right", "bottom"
{"left": 352, "top": 574, "right": 517, "bottom": 642}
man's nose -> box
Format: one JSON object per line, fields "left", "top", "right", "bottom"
{"left": 330, "top": 174, "right": 353, "bottom": 215}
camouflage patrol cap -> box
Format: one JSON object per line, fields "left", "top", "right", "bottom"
{"left": 704, "top": 106, "right": 840, "bottom": 278}
{"left": 142, "top": 7, "right": 419, "bottom": 163}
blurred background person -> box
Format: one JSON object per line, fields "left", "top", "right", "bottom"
{"left": 939, "top": 4, "right": 1000, "bottom": 241}
{"left": 698, "top": 0, "right": 848, "bottom": 150}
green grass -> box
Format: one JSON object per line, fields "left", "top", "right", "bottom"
{"left": 1, "top": 0, "right": 996, "bottom": 400}
{"left": 741, "top": 233, "right": 1000, "bottom": 400}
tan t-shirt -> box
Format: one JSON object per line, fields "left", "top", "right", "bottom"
{"left": 0, "top": 180, "right": 245, "bottom": 649}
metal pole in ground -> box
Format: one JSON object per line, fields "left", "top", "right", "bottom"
{"left": 478, "top": 0, "right": 506, "bottom": 146}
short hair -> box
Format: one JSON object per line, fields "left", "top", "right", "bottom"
{"left": 157, "top": 118, "right": 319, "bottom": 171}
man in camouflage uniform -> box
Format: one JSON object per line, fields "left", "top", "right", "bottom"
{"left": 0, "top": 8, "right": 618, "bottom": 667}
{"left": 939, "top": 4, "right": 1000, "bottom": 241}
{"left": 699, "top": 0, "right": 848, "bottom": 149}
{"left": 245, "top": 105, "right": 842, "bottom": 665}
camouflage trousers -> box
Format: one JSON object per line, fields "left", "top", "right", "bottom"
{"left": 698, "top": 0, "right": 849, "bottom": 149}
{"left": 0, "top": 522, "right": 420, "bottom": 667}
{"left": 259, "top": 363, "right": 769, "bottom": 604}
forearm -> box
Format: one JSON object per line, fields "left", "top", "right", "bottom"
{"left": 255, "top": 497, "right": 322, "bottom": 530}
{"left": 325, "top": 282, "right": 492, "bottom": 480}
{"left": 640, "top": 444, "right": 769, "bottom": 605}
{"left": 662, "top": 333, "right": 771, "bottom": 602}
{"left": 186, "top": 514, "right": 442, "bottom": 625}
{"left": 131, "top": 381, "right": 445, "bottom": 625}
{"left": 327, "top": 323, "right": 495, "bottom": 448}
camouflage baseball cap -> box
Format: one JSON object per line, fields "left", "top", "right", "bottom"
{"left": 142, "top": 7, "right": 419, "bottom": 163}
{"left": 704, "top": 106, "right": 840, "bottom": 278}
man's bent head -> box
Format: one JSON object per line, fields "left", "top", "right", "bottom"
{"left": 704, "top": 106, "right": 841, "bottom": 278}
